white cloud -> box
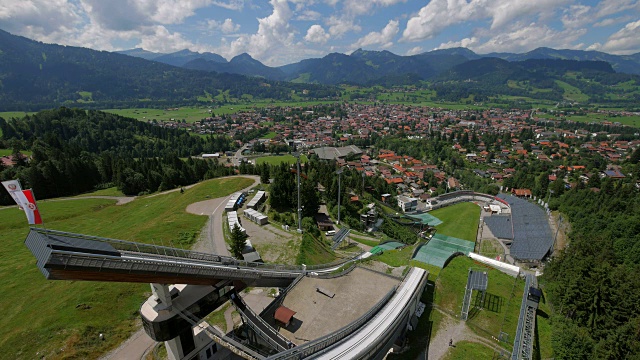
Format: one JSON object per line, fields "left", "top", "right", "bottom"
{"left": 406, "top": 46, "right": 423, "bottom": 56}
{"left": 208, "top": 18, "right": 240, "bottom": 33}
{"left": 594, "top": 0, "right": 640, "bottom": 19}
{"left": 326, "top": 16, "right": 361, "bottom": 37}
{"left": 470, "top": 23, "right": 586, "bottom": 54}
{"left": 343, "top": 0, "right": 406, "bottom": 16}
{"left": 211, "top": 0, "right": 245, "bottom": 10}
{"left": 561, "top": 5, "right": 591, "bottom": 29}
{"left": 0, "top": 0, "right": 82, "bottom": 36}
{"left": 594, "top": 16, "right": 635, "bottom": 27}
{"left": 136, "top": 25, "right": 196, "bottom": 53}
{"left": 436, "top": 37, "right": 480, "bottom": 50}
{"left": 297, "top": 10, "right": 322, "bottom": 21}
{"left": 220, "top": 19, "right": 240, "bottom": 33}
{"left": 401, "top": 0, "right": 570, "bottom": 42}
{"left": 304, "top": 24, "right": 330, "bottom": 44}
{"left": 351, "top": 20, "right": 399, "bottom": 49}
{"left": 225, "top": 0, "right": 296, "bottom": 65}
{"left": 597, "top": 19, "right": 640, "bottom": 54}
{"left": 288, "top": 0, "right": 314, "bottom": 11}
{"left": 80, "top": 0, "right": 214, "bottom": 30}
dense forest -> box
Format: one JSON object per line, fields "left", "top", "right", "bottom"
{"left": 0, "top": 108, "right": 240, "bottom": 202}
{"left": 544, "top": 181, "right": 640, "bottom": 359}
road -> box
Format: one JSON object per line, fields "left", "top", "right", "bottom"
{"left": 232, "top": 144, "right": 249, "bottom": 166}
{"left": 187, "top": 175, "right": 260, "bottom": 256}
{"left": 102, "top": 175, "right": 259, "bottom": 360}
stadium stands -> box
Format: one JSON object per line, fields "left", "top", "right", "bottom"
{"left": 484, "top": 215, "right": 514, "bottom": 240}
{"left": 498, "top": 195, "right": 553, "bottom": 261}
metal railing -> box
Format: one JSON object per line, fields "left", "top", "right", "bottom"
{"left": 512, "top": 274, "right": 535, "bottom": 360}
{"left": 48, "top": 251, "right": 300, "bottom": 282}
{"left": 34, "top": 228, "right": 365, "bottom": 277}
{"left": 259, "top": 274, "right": 305, "bottom": 319}
{"left": 230, "top": 292, "right": 293, "bottom": 352}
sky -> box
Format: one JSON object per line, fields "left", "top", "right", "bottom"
{"left": 0, "top": 0, "right": 639, "bottom": 66}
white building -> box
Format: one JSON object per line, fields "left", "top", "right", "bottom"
{"left": 397, "top": 195, "right": 418, "bottom": 213}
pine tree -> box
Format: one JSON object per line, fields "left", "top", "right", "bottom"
{"left": 230, "top": 223, "right": 248, "bottom": 259}
{"left": 260, "top": 163, "right": 270, "bottom": 184}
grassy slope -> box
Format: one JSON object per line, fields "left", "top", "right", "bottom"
{"left": 376, "top": 245, "right": 415, "bottom": 267}
{"left": 434, "top": 256, "right": 525, "bottom": 352}
{"left": 0, "top": 177, "right": 253, "bottom": 360}
{"left": 75, "top": 187, "right": 125, "bottom": 197}
{"left": 431, "top": 202, "right": 481, "bottom": 241}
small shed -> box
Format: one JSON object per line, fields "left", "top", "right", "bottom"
{"left": 274, "top": 306, "right": 297, "bottom": 327}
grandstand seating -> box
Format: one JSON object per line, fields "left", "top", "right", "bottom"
{"left": 498, "top": 195, "right": 553, "bottom": 261}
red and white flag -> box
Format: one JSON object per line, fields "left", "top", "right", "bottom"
{"left": 20, "top": 189, "right": 42, "bottom": 225}
{"left": 2, "top": 181, "right": 43, "bottom": 225}
{"left": 1, "top": 180, "right": 23, "bottom": 209}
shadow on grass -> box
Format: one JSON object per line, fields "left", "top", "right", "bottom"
{"left": 386, "top": 279, "right": 436, "bottom": 359}
{"left": 468, "top": 292, "right": 503, "bottom": 319}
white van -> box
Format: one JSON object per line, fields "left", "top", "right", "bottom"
{"left": 325, "top": 230, "right": 336, "bottom": 236}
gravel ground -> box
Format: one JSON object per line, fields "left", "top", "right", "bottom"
{"left": 425, "top": 308, "right": 509, "bottom": 360}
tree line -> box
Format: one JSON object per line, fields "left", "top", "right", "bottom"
{"left": 0, "top": 108, "right": 239, "bottom": 202}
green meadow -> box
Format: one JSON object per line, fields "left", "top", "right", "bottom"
{"left": 255, "top": 154, "right": 308, "bottom": 165}
{"left": 431, "top": 202, "right": 481, "bottom": 241}
{"left": 0, "top": 176, "right": 253, "bottom": 359}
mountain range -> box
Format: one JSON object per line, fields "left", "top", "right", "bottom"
{"left": 118, "top": 46, "right": 640, "bottom": 84}
{"left": 1, "top": 28, "right": 639, "bottom": 110}
{"left": 0, "top": 29, "right": 337, "bottom": 110}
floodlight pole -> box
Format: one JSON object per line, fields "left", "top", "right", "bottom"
{"left": 336, "top": 169, "right": 343, "bottom": 225}
{"left": 361, "top": 171, "right": 365, "bottom": 195}
{"left": 295, "top": 152, "right": 302, "bottom": 233}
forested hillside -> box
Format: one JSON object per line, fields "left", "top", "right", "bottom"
{"left": 0, "top": 108, "right": 238, "bottom": 200}
{"left": 544, "top": 179, "right": 640, "bottom": 359}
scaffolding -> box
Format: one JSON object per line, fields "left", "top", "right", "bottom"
{"left": 461, "top": 269, "right": 488, "bottom": 321}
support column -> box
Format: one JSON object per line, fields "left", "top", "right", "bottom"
{"left": 150, "top": 283, "right": 173, "bottom": 311}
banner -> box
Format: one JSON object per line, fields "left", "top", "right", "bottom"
{"left": 21, "top": 189, "right": 42, "bottom": 225}
{"left": 1, "top": 180, "right": 23, "bottom": 208}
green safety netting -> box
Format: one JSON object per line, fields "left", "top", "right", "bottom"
{"left": 412, "top": 234, "right": 475, "bottom": 268}
{"left": 369, "top": 241, "right": 405, "bottom": 254}
{"left": 407, "top": 212, "right": 443, "bottom": 226}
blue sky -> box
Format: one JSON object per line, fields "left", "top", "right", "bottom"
{"left": 0, "top": 0, "right": 639, "bottom": 66}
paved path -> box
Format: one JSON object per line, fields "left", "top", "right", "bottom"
{"left": 99, "top": 327, "right": 155, "bottom": 360}
{"left": 186, "top": 175, "right": 260, "bottom": 256}
{"left": 425, "top": 308, "right": 509, "bottom": 360}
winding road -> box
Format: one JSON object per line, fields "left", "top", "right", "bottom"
{"left": 100, "top": 175, "right": 259, "bottom": 360}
